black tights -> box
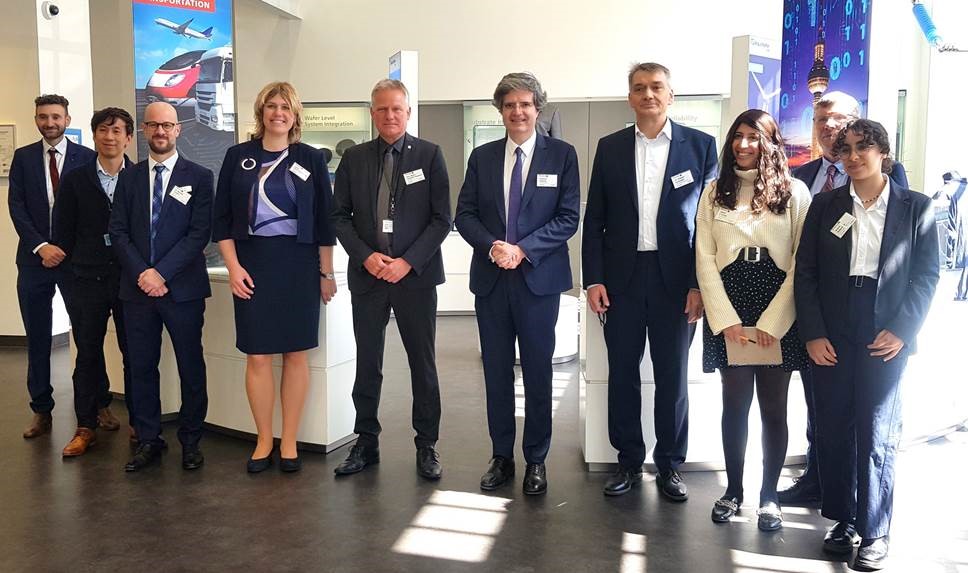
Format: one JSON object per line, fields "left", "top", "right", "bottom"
{"left": 720, "top": 366, "right": 792, "bottom": 505}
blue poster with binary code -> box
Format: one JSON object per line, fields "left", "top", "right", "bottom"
{"left": 778, "top": 0, "right": 872, "bottom": 167}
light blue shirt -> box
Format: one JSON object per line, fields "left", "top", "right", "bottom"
{"left": 96, "top": 157, "right": 124, "bottom": 203}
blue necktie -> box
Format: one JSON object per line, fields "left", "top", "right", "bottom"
{"left": 150, "top": 164, "right": 165, "bottom": 264}
{"left": 506, "top": 147, "right": 523, "bottom": 244}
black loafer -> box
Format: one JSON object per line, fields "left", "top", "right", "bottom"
{"left": 603, "top": 468, "right": 642, "bottom": 496}
{"left": 656, "top": 469, "right": 688, "bottom": 501}
{"left": 523, "top": 463, "right": 547, "bottom": 496}
{"left": 280, "top": 456, "right": 301, "bottom": 473}
{"left": 247, "top": 453, "right": 274, "bottom": 473}
{"left": 823, "top": 521, "right": 860, "bottom": 554}
{"left": 480, "top": 456, "right": 514, "bottom": 491}
{"left": 334, "top": 445, "right": 380, "bottom": 476}
{"left": 756, "top": 502, "right": 783, "bottom": 531}
{"left": 124, "top": 442, "right": 163, "bottom": 472}
{"left": 777, "top": 473, "right": 821, "bottom": 505}
{"left": 182, "top": 447, "right": 204, "bottom": 470}
{"left": 711, "top": 495, "right": 742, "bottom": 523}
{"left": 853, "top": 537, "right": 889, "bottom": 571}
{"left": 416, "top": 446, "right": 442, "bottom": 480}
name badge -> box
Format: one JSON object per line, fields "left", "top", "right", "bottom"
{"left": 382, "top": 219, "right": 394, "bottom": 233}
{"left": 714, "top": 208, "right": 738, "bottom": 224}
{"left": 830, "top": 213, "right": 856, "bottom": 238}
{"left": 536, "top": 174, "right": 558, "bottom": 188}
{"left": 289, "top": 162, "right": 311, "bottom": 181}
{"left": 103, "top": 233, "right": 112, "bottom": 246}
{"left": 170, "top": 186, "right": 192, "bottom": 205}
{"left": 403, "top": 169, "right": 425, "bottom": 185}
{"left": 671, "top": 170, "right": 694, "bottom": 189}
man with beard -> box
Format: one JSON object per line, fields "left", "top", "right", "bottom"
{"left": 109, "top": 102, "right": 213, "bottom": 472}
{"left": 8, "top": 94, "right": 97, "bottom": 438}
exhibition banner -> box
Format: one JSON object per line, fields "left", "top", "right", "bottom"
{"left": 779, "top": 0, "right": 872, "bottom": 166}
{"left": 131, "top": 0, "right": 235, "bottom": 177}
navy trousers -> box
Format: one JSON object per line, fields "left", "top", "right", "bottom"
{"left": 813, "top": 278, "right": 905, "bottom": 540}
{"left": 604, "top": 252, "right": 694, "bottom": 471}
{"left": 476, "top": 269, "right": 559, "bottom": 464}
{"left": 123, "top": 297, "right": 207, "bottom": 448}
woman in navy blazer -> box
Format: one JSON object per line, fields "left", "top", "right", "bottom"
{"left": 795, "top": 120, "right": 939, "bottom": 570}
{"left": 212, "top": 82, "right": 337, "bottom": 473}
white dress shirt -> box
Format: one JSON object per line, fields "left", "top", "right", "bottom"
{"left": 635, "top": 120, "right": 672, "bottom": 251}
{"left": 809, "top": 157, "right": 848, "bottom": 197}
{"left": 849, "top": 177, "right": 890, "bottom": 279}
{"left": 33, "top": 138, "right": 68, "bottom": 253}
{"left": 147, "top": 151, "right": 179, "bottom": 221}
{"left": 502, "top": 131, "right": 537, "bottom": 222}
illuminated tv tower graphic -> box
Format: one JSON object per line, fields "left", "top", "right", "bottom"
{"left": 806, "top": 0, "right": 831, "bottom": 158}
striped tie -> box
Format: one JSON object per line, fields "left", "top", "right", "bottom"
{"left": 820, "top": 164, "right": 838, "bottom": 193}
{"left": 150, "top": 164, "right": 165, "bottom": 264}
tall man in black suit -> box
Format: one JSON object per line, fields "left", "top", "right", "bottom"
{"left": 109, "top": 102, "right": 213, "bottom": 472}
{"left": 8, "top": 94, "right": 97, "bottom": 438}
{"left": 331, "top": 79, "right": 452, "bottom": 480}
{"left": 781, "top": 91, "right": 909, "bottom": 505}
{"left": 583, "top": 63, "right": 718, "bottom": 500}
{"left": 54, "top": 107, "right": 136, "bottom": 456}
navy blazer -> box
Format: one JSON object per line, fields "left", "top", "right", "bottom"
{"left": 582, "top": 122, "right": 718, "bottom": 296}
{"left": 8, "top": 139, "right": 96, "bottom": 266}
{"left": 212, "top": 139, "right": 336, "bottom": 246}
{"left": 794, "top": 180, "right": 939, "bottom": 351}
{"left": 332, "top": 133, "right": 452, "bottom": 293}
{"left": 108, "top": 155, "right": 214, "bottom": 303}
{"left": 793, "top": 157, "right": 909, "bottom": 193}
{"left": 455, "top": 133, "right": 580, "bottom": 297}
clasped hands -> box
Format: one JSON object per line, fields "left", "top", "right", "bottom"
{"left": 38, "top": 244, "right": 66, "bottom": 268}
{"left": 364, "top": 252, "right": 412, "bottom": 284}
{"left": 490, "top": 240, "right": 525, "bottom": 270}
{"left": 137, "top": 268, "right": 168, "bottom": 297}
{"left": 806, "top": 329, "right": 904, "bottom": 366}
{"left": 723, "top": 324, "right": 776, "bottom": 347}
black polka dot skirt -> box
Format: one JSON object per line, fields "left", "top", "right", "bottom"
{"left": 702, "top": 256, "right": 810, "bottom": 373}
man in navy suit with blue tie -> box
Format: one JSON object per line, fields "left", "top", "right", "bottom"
{"left": 109, "top": 102, "right": 213, "bottom": 472}
{"left": 456, "top": 73, "right": 580, "bottom": 495}
{"left": 8, "top": 94, "right": 97, "bottom": 439}
{"left": 582, "top": 63, "right": 718, "bottom": 500}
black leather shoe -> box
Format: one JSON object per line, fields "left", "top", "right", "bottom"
{"left": 523, "top": 463, "right": 547, "bottom": 495}
{"left": 656, "top": 469, "right": 688, "bottom": 501}
{"left": 853, "top": 537, "right": 889, "bottom": 571}
{"left": 480, "top": 456, "right": 514, "bottom": 491}
{"left": 711, "top": 495, "right": 742, "bottom": 523}
{"left": 280, "top": 456, "right": 302, "bottom": 473}
{"left": 182, "top": 447, "right": 204, "bottom": 470}
{"left": 247, "top": 453, "right": 274, "bottom": 473}
{"left": 416, "top": 446, "right": 442, "bottom": 480}
{"left": 334, "top": 445, "right": 379, "bottom": 476}
{"left": 756, "top": 502, "right": 783, "bottom": 531}
{"left": 823, "top": 521, "right": 860, "bottom": 554}
{"left": 777, "top": 473, "right": 821, "bottom": 505}
{"left": 603, "top": 468, "right": 642, "bottom": 496}
{"left": 124, "top": 442, "right": 162, "bottom": 472}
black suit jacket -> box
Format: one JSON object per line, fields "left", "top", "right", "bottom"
{"left": 8, "top": 139, "right": 96, "bottom": 266}
{"left": 109, "top": 155, "right": 214, "bottom": 303}
{"left": 53, "top": 155, "right": 134, "bottom": 276}
{"left": 331, "top": 133, "right": 452, "bottom": 293}
{"left": 793, "top": 158, "right": 909, "bottom": 193}
{"left": 794, "top": 180, "right": 939, "bottom": 352}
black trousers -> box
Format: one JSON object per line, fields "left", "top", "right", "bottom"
{"left": 798, "top": 366, "right": 820, "bottom": 480}
{"left": 123, "top": 297, "right": 208, "bottom": 448}
{"left": 16, "top": 264, "right": 78, "bottom": 413}
{"left": 604, "top": 252, "right": 694, "bottom": 471}
{"left": 70, "top": 271, "right": 132, "bottom": 429}
{"left": 350, "top": 283, "right": 440, "bottom": 449}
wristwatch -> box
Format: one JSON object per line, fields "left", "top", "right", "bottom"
{"left": 320, "top": 271, "right": 335, "bottom": 280}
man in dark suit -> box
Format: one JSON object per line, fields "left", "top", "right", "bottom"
{"left": 782, "top": 91, "right": 909, "bottom": 505}
{"left": 108, "top": 102, "right": 213, "bottom": 472}
{"left": 53, "top": 107, "right": 136, "bottom": 456}
{"left": 331, "top": 79, "right": 452, "bottom": 480}
{"left": 8, "top": 94, "right": 97, "bottom": 438}
{"left": 582, "top": 63, "right": 717, "bottom": 500}
{"left": 455, "top": 72, "right": 580, "bottom": 495}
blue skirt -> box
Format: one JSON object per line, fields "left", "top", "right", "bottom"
{"left": 233, "top": 235, "right": 320, "bottom": 354}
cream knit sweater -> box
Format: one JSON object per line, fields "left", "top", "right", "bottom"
{"left": 696, "top": 168, "right": 811, "bottom": 338}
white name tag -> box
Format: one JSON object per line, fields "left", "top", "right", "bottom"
{"left": 830, "top": 213, "right": 856, "bottom": 238}
{"left": 671, "top": 170, "right": 694, "bottom": 189}
{"left": 714, "top": 208, "right": 738, "bottom": 224}
{"left": 382, "top": 219, "right": 394, "bottom": 233}
{"left": 403, "top": 169, "right": 425, "bottom": 185}
{"left": 169, "top": 186, "right": 192, "bottom": 205}
{"left": 103, "top": 233, "right": 112, "bottom": 246}
{"left": 536, "top": 174, "right": 558, "bottom": 187}
{"left": 289, "top": 162, "right": 311, "bottom": 181}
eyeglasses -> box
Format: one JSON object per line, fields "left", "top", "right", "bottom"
{"left": 143, "top": 121, "right": 178, "bottom": 132}
{"left": 597, "top": 312, "right": 607, "bottom": 328}
{"left": 502, "top": 102, "right": 535, "bottom": 111}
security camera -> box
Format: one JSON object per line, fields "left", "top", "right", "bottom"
{"left": 41, "top": 1, "right": 60, "bottom": 20}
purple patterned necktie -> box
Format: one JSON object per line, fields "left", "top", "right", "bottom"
{"left": 506, "top": 147, "right": 523, "bottom": 244}
{"left": 820, "top": 164, "right": 838, "bottom": 193}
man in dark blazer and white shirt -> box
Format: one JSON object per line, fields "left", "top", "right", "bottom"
{"left": 456, "top": 73, "right": 580, "bottom": 495}
{"left": 582, "top": 63, "right": 718, "bottom": 500}
{"left": 109, "top": 102, "right": 213, "bottom": 472}
{"left": 331, "top": 79, "right": 452, "bottom": 480}
{"left": 8, "top": 94, "right": 97, "bottom": 439}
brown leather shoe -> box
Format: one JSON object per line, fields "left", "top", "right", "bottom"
{"left": 62, "top": 428, "right": 97, "bottom": 457}
{"left": 129, "top": 426, "right": 139, "bottom": 445}
{"left": 97, "top": 407, "right": 121, "bottom": 431}
{"left": 23, "top": 413, "right": 53, "bottom": 439}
